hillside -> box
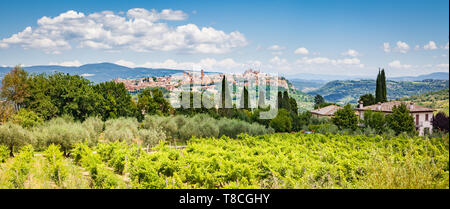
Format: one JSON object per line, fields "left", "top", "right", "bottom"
{"left": 400, "top": 88, "right": 449, "bottom": 115}
{"left": 0, "top": 63, "right": 185, "bottom": 83}
{"left": 308, "top": 79, "right": 449, "bottom": 104}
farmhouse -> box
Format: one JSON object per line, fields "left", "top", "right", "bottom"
{"left": 310, "top": 105, "right": 342, "bottom": 118}
{"left": 355, "top": 101, "right": 434, "bottom": 136}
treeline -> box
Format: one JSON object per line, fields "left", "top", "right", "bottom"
{"left": 0, "top": 66, "right": 171, "bottom": 122}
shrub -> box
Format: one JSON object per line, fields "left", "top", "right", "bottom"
{"left": 78, "top": 146, "right": 120, "bottom": 189}
{"left": 139, "top": 129, "right": 166, "bottom": 148}
{"left": 0, "top": 144, "right": 10, "bottom": 163}
{"left": 432, "top": 112, "right": 449, "bottom": 133}
{"left": 332, "top": 104, "right": 358, "bottom": 130}
{"left": 386, "top": 104, "right": 416, "bottom": 135}
{"left": 104, "top": 117, "right": 139, "bottom": 143}
{"left": 0, "top": 122, "right": 34, "bottom": 157}
{"left": 7, "top": 145, "right": 34, "bottom": 188}
{"left": 179, "top": 114, "right": 219, "bottom": 140}
{"left": 36, "top": 119, "right": 91, "bottom": 154}
{"left": 269, "top": 109, "right": 292, "bottom": 132}
{"left": 44, "top": 144, "right": 68, "bottom": 186}
{"left": 362, "top": 110, "right": 387, "bottom": 133}
{"left": 9, "top": 109, "right": 43, "bottom": 129}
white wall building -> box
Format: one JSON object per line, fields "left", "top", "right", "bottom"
{"left": 355, "top": 101, "right": 434, "bottom": 136}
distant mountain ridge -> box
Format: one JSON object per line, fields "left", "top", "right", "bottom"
{"left": 308, "top": 79, "right": 449, "bottom": 104}
{"left": 0, "top": 63, "right": 186, "bottom": 83}
{"left": 285, "top": 72, "right": 449, "bottom": 82}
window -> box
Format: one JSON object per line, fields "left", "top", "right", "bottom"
{"left": 416, "top": 115, "right": 419, "bottom": 126}
{"left": 425, "top": 114, "right": 428, "bottom": 121}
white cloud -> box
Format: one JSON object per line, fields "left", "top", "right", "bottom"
{"left": 296, "top": 57, "right": 362, "bottom": 66}
{"left": 48, "top": 60, "right": 82, "bottom": 67}
{"left": 443, "top": 42, "right": 449, "bottom": 50}
{"left": 395, "top": 41, "right": 410, "bottom": 53}
{"left": 81, "top": 73, "right": 95, "bottom": 77}
{"left": 414, "top": 45, "right": 420, "bottom": 50}
{"left": 383, "top": 42, "right": 390, "bottom": 53}
{"left": 114, "top": 59, "right": 137, "bottom": 68}
{"left": 114, "top": 58, "right": 257, "bottom": 73}
{"left": 294, "top": 47, "right": 309, "bottom": 55}
{"left": 388, "top": 60, "right": 411, "bottom": 69}
{"left": 0, "top": 9, "right": 247, "bottom": 54}
{"left": 341, "top": 49, "right": 360, "bottom": 57}
{"left": 423, "top": 41, "right": 437, "bottom": 50}
{"left": 271, "top": 51, "right": 283, "bottom": 55}
{"left": 269, "top": 56, "right": 288, "bottom": 65}
{"left": 436, "top": 63, "right": 449, "bottom": 68}
{"left": 268, "top": 45, "right": 285, "bottom": 51}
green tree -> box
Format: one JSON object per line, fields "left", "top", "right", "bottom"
{"left": 314, "top": 94, "right": 325, "bottom": 107}
{"left": 376, "top": 69, "right": 387, "bottom": 103}
{"left": 332, "top": 104, "right": 358, "bottom": 130}
{"left": 1, "top": 66, "right": 30, "bottom": 109}
{"left": 24, "top": 73, "right": 100, "bottom": 121}
{"left": 269, "top": 109, "right": 292, "bottom": 132}
{"left": 282, "top": 91, "right": 290, "bottom": 110}
{"left": 376, "top": 69, "right": 381, "bottom": 103}
{"left": 362, "top": 110, "right": 386, "bottom": 133}
{"left": 10, "top": 109, "right": 43, "bottom": 128}
{"left": 359, "top": 94, "right": 376, "bottom": 106}
{"left": 386, "top": 103, "right": 415, "bottom": 135}
{"left": 94, "top": 81, "right": 137, "bottom": 120}
{"left": 289, "top": 97, "right": 298, "bottom": 115}
{"left": 0, "top": 123, "right": 33, "bottom": 156}
{"left": 277, "top": 91, "right": 283, "bottom": 109}
{"left": 381, "top": 69, "right": 387, "bottom": 102}
{"left": 137, "top": 89, "right": 158, "bottom": 116}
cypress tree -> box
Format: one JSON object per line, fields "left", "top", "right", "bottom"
{"left": 381, "top": 69, "right": 387, "bottom": 102}
{"left": 283, "top": 91, "right": 290, "bottom": 110}
{"left": 277, "top": 91, "right": 283, "bottom": 109}
{"left": 375, "top": 69, "right": 382, "bottom": 103}
{"left": 243, "top": 87, "right": 249, "bottom": 110}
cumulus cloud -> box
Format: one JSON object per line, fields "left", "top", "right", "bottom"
{"left": 341, "top": 49, "right": 360, "bottom": 57}
{"left": 113, "top": 58, "right": 260, "bottom": 73}
{"left": 296, "top": 57, "right": 362, "bottom": 66}
{"left": 268, "top": 45, "right": 285, "bottom": 51}
{"left": 443, "top": 42, "right": 449, "bottom": 50}
{"left": 383, "top": 42, "right": 390, "bottom": 53}
{"left": 423, "top": 41, "right": 437, "bottom": 50}
{"left": 48, "top": 60, "right": 82, "bottom": 67}
{"left": 388, "top": 60, "right": 411, "bottom": 69}
{"left": 395, "top": 41, "right": 410, "bottom": 53}
{"left": 294, "top": 47, "right": 309, "bottom": 55}
{"left": 436, "top": 63, "right": 449, "bottom": 68}
{"left": 0, "top": 9, "right": 247, "bottom": 54}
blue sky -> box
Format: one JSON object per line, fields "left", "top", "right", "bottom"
{"left": 0, "top": 0, "right": 448, "bottom": 77}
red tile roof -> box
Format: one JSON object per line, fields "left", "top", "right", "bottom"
{"left": 310, "top": 105, "right": 343, "bottom": 116}
{"left": 355, "top": 101, "right": 433, "bottom": 113}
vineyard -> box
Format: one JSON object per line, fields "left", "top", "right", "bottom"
{"left": 0, "top": 132, "right": 448, "bottom": 189}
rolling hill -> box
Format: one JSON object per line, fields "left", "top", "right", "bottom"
{"left": 308, "top": 79, "right": 449, "bottom": 104}
{"left": 0, "top": 63, "right": 185, "bottom": 83}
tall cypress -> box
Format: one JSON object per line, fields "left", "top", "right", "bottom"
{"left": 381, "top": 69, "right": 387, "bottom": 102}
{"left": 283, "top": 91, "right": 290, "bottom": 110}
{"left": 243, "top": 87, "right": 249, "bottom": 110}
{"left": 277, "top": 91, "right": 283, "bottom": 109}
{"left": 375, "top": 69, "right": 381, "bottom": 103}
{"left": 221, "top": 75, "right": 226, "bottom": 109}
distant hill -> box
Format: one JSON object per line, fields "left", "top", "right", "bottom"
{"left": 290, "top": 79, "right": 327, "bottom": 92}
{"left": 308, "top": 79, "right": 449, "bottom": 104}
{"left": 285, "top": 72, "right": 449, "bottom": 82}
{"left": 400, "top": 88, "right": 449, "bottom": 115}
{"left": 390, "top": 72, "right": 449, "bottom": 81}
{"left": 0, "top": 63, "right": 186, "bottom": 83}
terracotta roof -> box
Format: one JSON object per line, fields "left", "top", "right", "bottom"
{"left": 355, "top": 101, "right": 433, "bottom": 113}
{"left": 310, "top": 105, "right": 343, "bottom": 116}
